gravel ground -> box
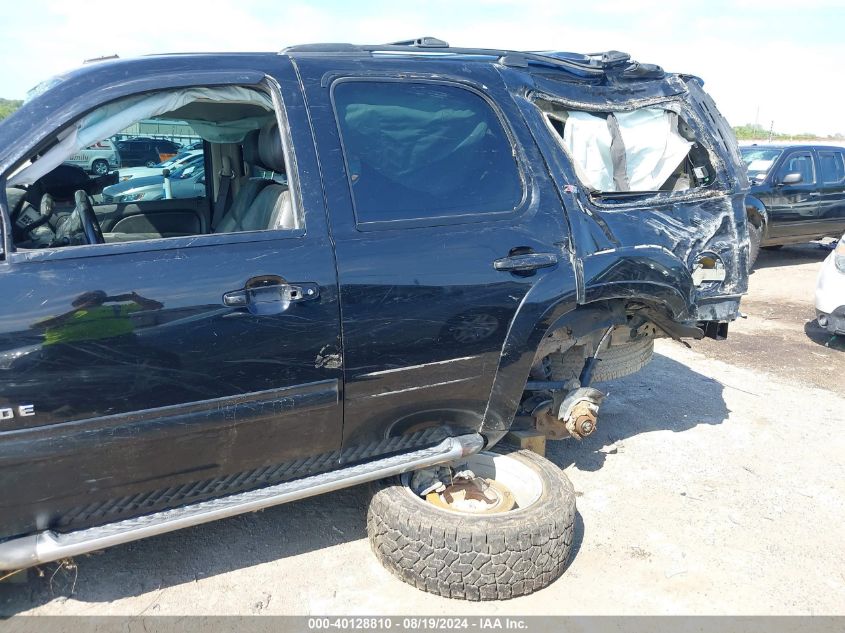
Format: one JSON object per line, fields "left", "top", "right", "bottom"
{"left": 1, "top": 243, "right": 843, "bottom": 616}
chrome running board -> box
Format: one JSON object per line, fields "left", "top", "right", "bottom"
{"left": 0, "top": 433, "right": 484, "bottom": 570}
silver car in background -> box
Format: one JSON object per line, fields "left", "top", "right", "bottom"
{"left": 63, "top": 139, "right": 120, "bottom": 175}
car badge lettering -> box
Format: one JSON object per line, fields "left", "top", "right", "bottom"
{"left": 0, "top": 405, "right": 36, "bottom": 420}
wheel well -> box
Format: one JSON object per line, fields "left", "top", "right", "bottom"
{"left": 745, "top": 197, "right": 767, "bottom": 231}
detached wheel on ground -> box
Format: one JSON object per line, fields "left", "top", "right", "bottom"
{"left": 548, "top": 336, "right": 654, "bottom": 384}
{"left": 367, "top": 448, "right": 576, "bottom": 601}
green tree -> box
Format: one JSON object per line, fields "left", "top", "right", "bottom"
{"left": 733, "top": 122, "right": 843, "bottom": 142}
{"left": 0, "top": 98, "right": 23, "bottom": 121}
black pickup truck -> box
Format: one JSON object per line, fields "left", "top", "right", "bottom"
{"left": 0, "top": 39, "right": 748, "bottom": 601}
{"left": 741, "top": 144, "right": 845, "bottom": 265}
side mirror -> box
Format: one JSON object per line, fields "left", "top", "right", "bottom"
{"left": 780, "top": 172, "right": 802, "bottom": 185}
{"left": 162, "top": 168, "right": 171, "bottom": 178}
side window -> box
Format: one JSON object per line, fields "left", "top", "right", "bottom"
{"left": 6, "top": 86, "right": 300, "bottom": 251}
{"left": 778, "top": 152, "right": 815, "bottom": 184}
{"left": 818, "top": 151, "right": 845, "bottom": 185}
{"left": 535, "top": 98, "right": 718, "bottom": 194}
{"left": 332, "top": 81, "right": 523, "bottom": 224}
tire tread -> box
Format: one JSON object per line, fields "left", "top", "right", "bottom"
{"left": 367, "top": 448, "right": 575, "bottom": 601}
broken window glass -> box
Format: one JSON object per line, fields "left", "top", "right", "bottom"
{"left": 536, "top": 98, "right": 716, "bottom": 194}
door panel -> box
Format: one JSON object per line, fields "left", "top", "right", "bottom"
{"left": 109, "top": 210, "right": 202, "bottom": 235}
{"left": 94, "top": 197, "right": 212, "bottom": 234}
{"left": 817, "top": 149, "right": 845, "bottom": 237}
{"left": 766, "top": 150, "right": 821, "bottom": 239}
{"left": 0, "top": 233, "right": 341, "bottom": 536}
{"left": 297, "top": 59, "right": 575, "bottom": 459}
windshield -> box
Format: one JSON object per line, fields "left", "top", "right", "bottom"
{"left": 740, "top": 147, "right": 783, "bottom": 180}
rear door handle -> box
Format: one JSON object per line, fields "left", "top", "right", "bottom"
{"left": 223, "top": 276, "right": 319, "bottom": 315}
{"left": 493, "top": 252, "right": 559, "bottom": 272}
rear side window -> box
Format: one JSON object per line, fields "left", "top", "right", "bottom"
{"left": 535, "top": 98, "right": 718, "bottom": 195}
{"left": 818, "top": 150, "right": 845, "bottom": 185}
{"left": 332, "top": 81, "right": 523, "bottom": 224}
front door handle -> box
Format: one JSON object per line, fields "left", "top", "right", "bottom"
{"left": 223, "top": 276, "right": 319, "bottom": 315}
{"left": 493, "top": 252, "right": 559, "bottom": 272}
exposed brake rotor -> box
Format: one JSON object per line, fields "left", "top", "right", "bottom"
{"left": 425, "top": 477, "right": 516, "bottom": 514}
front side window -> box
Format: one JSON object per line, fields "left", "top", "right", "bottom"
{"left": 6, "top": 85, "right": 300, "bottom": 251}
{"left": 333, "top": 81, "right": 523, "bottom": 224}
{"left": 777, "top": 152, "right": 815, "bottom": 184}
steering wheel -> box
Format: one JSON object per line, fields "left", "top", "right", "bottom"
{"left": 73, "top": 190, "right": 105, "bottom": 244}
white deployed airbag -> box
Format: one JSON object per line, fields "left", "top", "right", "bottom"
{"left": 560, "top": 108, "right": 693, "bottom": 192}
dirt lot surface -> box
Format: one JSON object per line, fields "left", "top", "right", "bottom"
{"left": 2, "top": 244, "right": 843, "bottom": 617}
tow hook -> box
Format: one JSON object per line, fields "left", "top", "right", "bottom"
{"left": 559, "top": 387, "right": 605, "bottom": 439}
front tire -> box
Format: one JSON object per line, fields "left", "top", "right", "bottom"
{"left": 367, "top": 448, "right": 576, "bottom": 601}
{"left": 91, "top": 159, "right": 109, "bottom": 175}
{"left": 748, "top": 222, "right": 763, "bottom": 271}
{"left": 548, "top": 336, "right": 654, "bottom": 384}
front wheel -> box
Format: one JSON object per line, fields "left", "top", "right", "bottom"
{"left": 145, "top": 159, "right": 157, "bottom": 167}
{"left": 748, "top": 222, "right": 763, "bottom": 271}
{"left": 91, "top": 159, "right": 109, "bottom": 175}
{"left": 367, "top": 448, "right": 576, "bottom": 601}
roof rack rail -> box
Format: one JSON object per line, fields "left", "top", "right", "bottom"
{"left": 281, "top": 39, "right": 650, "bottom": 78}
{"left": 386, "top": 36, "right": 449, "bottom": 48}
{"left": 83, "top": 54, "right": 119, "bottom": 64}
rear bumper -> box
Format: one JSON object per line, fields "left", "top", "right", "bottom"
{"left": 694, "top": 296, "right": 742, "bottom": 322}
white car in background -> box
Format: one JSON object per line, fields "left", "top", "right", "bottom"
{"left": 815, "top": 234, "right": 845, "bottom": 336}
{"left": 117, "top": 149, "right": 203, "bottom": 182}
{"left": 63, "top": 139, "right": 120, "bottom": 175}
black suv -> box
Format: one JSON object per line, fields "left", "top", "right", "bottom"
{"left": 741, "top": 144, "right": 845, "bottom": 265}
{"left": 0, "top": 39, "right": 748, "bottom": 600}
{"left": 115, "top": 137, "right": 182, "bottom": 167}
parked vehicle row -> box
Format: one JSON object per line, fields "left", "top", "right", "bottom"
{"left": 116, "top": 149, "right": 203, "bottom": 182}
{"left": 102, "top": 153, "right": 206, "bottom": 203}
{"left": 62, "top": 137, "right": 199, "bottom": 175}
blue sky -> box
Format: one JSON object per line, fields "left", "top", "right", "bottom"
{"left": 1, "top": 0, "right": 843, "bottom": 135}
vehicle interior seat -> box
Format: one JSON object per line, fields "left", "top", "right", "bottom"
{"left": 103, "top": 122, "right": 296, "bottom": 243}
{"left": 214, "top": 121, "right": 296, "bottom": 233}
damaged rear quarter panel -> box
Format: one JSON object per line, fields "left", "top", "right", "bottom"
{"left": 501, "top": 68, "right": 749, "bottom": 321}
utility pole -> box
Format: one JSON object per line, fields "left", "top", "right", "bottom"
{"left": 768, "top": 120, "right": 774, "bottom": 142}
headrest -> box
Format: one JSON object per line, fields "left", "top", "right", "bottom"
{"left": 257, "top": 121, "right": 286, "bottom": 173}
{"left": 242, "top": 129, "right": 261, "bottom": 166}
